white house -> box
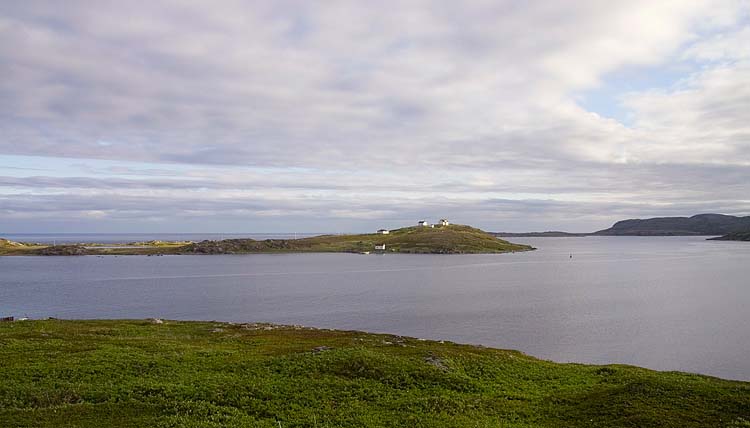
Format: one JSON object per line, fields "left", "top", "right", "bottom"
{"left": 418, "top": 220, "right": 430, "bottom": 226}
{"left": 439, "top": 219, "right": 450, "bottom": 226}
{"left": 376, "top": 229, "right": 390, "bottom": 235}
{"left": 374, "top": 244, "right": 386, "bottom": 250}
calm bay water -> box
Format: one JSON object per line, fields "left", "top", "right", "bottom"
{"left": 1, "top": 236, "right": 748, "bottom": 380}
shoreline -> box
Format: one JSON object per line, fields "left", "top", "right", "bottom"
{"left": 0, "top": 224, "right": 536, "bottom": 256}
{"left": 2, "top": 317, "right": 746, "bottom": 382}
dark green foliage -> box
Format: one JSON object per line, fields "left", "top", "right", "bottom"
{"left": 709, "top": 231, "right": 750, "bottom": 241}
{"left": 594, "top": 213, "right": 750, "bottom": 236}
{"left": 1, "top": 224, "right": 532, "bottom": 256}
{"left": 33, "top": 244, "right": 91, "bottom": 256}
{"left": 1, "top": 320, "right": 748, "bottom": 427}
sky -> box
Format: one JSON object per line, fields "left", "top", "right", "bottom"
{"left": 1, "top": 0, "right": 749, "bottom": 233}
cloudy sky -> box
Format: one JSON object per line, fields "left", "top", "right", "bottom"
{"left": 1, "top": 1, "right": 749, "bottom": 233}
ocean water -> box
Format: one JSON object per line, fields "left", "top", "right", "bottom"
{"left": 1, "top": 236, "right": 748, "bottom": 380}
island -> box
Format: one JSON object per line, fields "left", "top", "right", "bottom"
{"left": 0, "top": 224, "right": 534, "bottom": 256}
{"left": 0, "top": 319, "right": 747, "bottom": 427}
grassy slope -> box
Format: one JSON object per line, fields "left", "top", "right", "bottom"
{"left": 0, "top": 238, "right": 46, "bottom": 256}
{"left": 0, "top": 238, "right": 187, "bottom": 256}
{"left": 594, "top": 214, "right": 750, "bottom": 236}
{"left": 182, "top": 225, "right": 533, "bottom": 254}
{"left": 0, "top": 320, "right": 748, "bottom": 428}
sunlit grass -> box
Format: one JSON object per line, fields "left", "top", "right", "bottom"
{"left": 1, "top": 320, "right": 748, "bottom": 427}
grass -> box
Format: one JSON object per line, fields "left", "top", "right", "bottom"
{"left": 180, "top": 224, "right": 533, "bottom": 255}
{"left": 0, "top": 225, "right": 534, "bottom": 256}
{"left": 0, "top": 320, "right": 748, "bottom": 427}
{"left": 0, "top": 238, "right": 187, "bottom": 256}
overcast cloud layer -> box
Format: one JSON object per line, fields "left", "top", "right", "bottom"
{"left": 1, "top": 1, "right": 749, "bottom": 233}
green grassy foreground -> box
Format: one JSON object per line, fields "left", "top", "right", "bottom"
{"left": 0, "top": 224, "right": 533, "bottom": 256}
{"left": 1, "top": 320, "right": 748, "bottom": 427}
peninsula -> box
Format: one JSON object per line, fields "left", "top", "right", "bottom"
{"left": 593, "top": 213, "right": 750, "bottom": 236}
{"left": 708, "top": 231, "right": 750, "bottom": 241}
{"left": 0, "top": 224, "right": 533, "bottom": 256}
{"left": 492, "top": 213, "right": 750, "bottom": 238}
{"left": 0, "top": 319, "right": 747, "bottom": 427}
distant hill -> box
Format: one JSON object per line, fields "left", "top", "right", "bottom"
{"left": 708, "top": 231, "right": 750, "bottom": 241}
{"left": 594, "top": 214, "right": 750, "bottom": 236}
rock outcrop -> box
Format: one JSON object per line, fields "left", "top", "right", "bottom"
{"left": 34, "top": 245, "right": 90, "bottom": 256}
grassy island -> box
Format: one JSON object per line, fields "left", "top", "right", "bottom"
{"left": 0, "top": 320, "right": 748, "bottom": 427}
{"left": 709, "top": 231, "right": 750, "bottom": 241}
{"left": 0, "top": 224, "right": 533, "bottom": 256}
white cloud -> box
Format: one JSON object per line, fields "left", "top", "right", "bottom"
{"left": 0, "top": 1, "right": 748, "bottom": 231}
{"left": 622, "top": 63, "right": 750, "bottom": 164}
{"left": 685, "top": 27, "right": 750, "bottom": 62}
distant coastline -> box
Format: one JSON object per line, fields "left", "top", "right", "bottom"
{"left": 4, "top": 213, "right": 749, "bottom": 257}
{"left": 496, "top": 213, "right": 750, "bottom": 239}
{"left": 592, "top": 213, "right": 750, "bottom": 236}
{"left": 0, "top": 232, "right": 325, "bottom": 245}
{"left": 0, "top": 223, "right": 534, "bottom": 256}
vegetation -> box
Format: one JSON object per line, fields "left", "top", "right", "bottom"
{"left": 182, "top": 224, "right": 532, "bottom": 254}
{"left": 594, "top": 213, "right": 750, "bottom": 236}
{"left": 0, "top": 238, "right": 46, "bottom": 255}
{"left": 0, "top": 239, "right": 194, "bottom": 256}
{"left": 709, "top": 231, "right": 750, "bottom": 241}
{"left": 0, "top": 224, "right": 533, "bottom": 256}
{"left": 0, "top": 320, "right": 747, "bottom": 427}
